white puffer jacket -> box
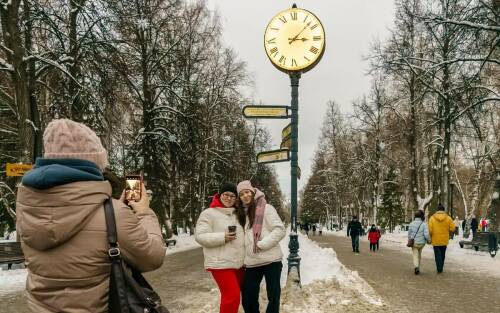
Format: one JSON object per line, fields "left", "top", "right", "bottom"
{"left": 244, "top": 204, "right": 285, "bottom": 268}
{"left": 195, "top": 207, "right": 245, "bottom": 269}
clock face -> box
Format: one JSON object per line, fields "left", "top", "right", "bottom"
{"left": 264, "top": 7, "right": 325, "bottom": 73}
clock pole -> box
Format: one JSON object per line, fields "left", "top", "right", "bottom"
{"left": 287, "top": 71, "right": 301, "bottom": 286}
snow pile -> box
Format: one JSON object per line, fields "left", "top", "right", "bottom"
{"left": 165, "top": 233, "right": 200, "bottom": 256}
{"left": 0, "top": 268, "right": 27, "bottom": 296}
{"left": 279, "top": 231, "right": 383, "bottom": 308}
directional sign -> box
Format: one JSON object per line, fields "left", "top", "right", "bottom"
{"left": 242, "top": 105, "right": 291, "bottom": 119}
{"left": 282, "top": 123, "right": 292, "bottom": 139}
{"left": 257, "top": 149, "right": 290, "bottom": 164}
{"left": 280, "top": 135, "right": 291, "bottom": 150}
{"left": 6, "top": 163, "right": 33, "bottom": 177}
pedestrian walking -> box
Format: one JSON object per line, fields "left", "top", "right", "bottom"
{"left": 304, "top": 223, "right": 310, "bottom": 236}
{"left": 454, "top": 217, "right": 460, "bottom": 236}
{"left": 237, "top": 181, "right": 286, "bottom": 313}
{"left": 376, "top": 227, "right": 381, "bottom": 250}
{"left": 16, "top": 119, "right": 165, "bottom": 312}
{"left": 470, "top": 215, "right": 479, "bottom": 238}
{"left": 428, "top": 203, "right": 455, "bottom": 274}
{"left": 368, "top": 225, "right": 380, "bottom": 252}
{"left": 408, "top": 210, "right": 430, "bottom": 275}
{"left": 480, "top": 218, "right": 488, "bottom": 232}
{"left": 195, "top": 183, "right": 245, "bottom": 313}
{"left": 347, "top": 215, "right": 363, "bottom": 253}
{"left": 312, "top": 224, "right": 317, "bottom": 236}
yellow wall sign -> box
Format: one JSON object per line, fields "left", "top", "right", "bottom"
{"left": 242, "top": 105, "right": 290, "bottom": 119}
{"left": 6, "top": 163, "right": 33, "bottom": 177}
{"left": 257, "top": 149, "right": 290, "bottom": 164}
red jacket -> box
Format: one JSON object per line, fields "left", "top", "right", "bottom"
{"left": 368, "top": 230, "right": 380, "bottom": 244}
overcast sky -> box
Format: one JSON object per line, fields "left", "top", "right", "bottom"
{"left": 205, "top": 0, "right": 396, "bottom": 199}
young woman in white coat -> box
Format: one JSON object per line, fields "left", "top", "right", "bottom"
{"left": 195, "top": 183, "right": 246, "bottom": 313}
{"left": 237, "top": 180, "right": 286, "bottom": 313}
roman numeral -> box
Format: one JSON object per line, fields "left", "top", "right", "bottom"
{"left": 290, "top": 12, "right": 297, "bottom": 20}
{"left": 291, "top": 58, "right": 298, "bottom": 67}
{"left": 279, "top": 55, "right": 286, "bottom": 64}
{"left": 270, "top": 47, "right": 278, "bottom": 57}
{"left": 310, "top": 46, "right": 319, "bottom": 54}
{"left": 303, "top": 15, "right": 309, "bottom": 23}
{"left": 271, "top": 27, "right": 279, "bottom": 31}
{"left": 267, "top": 38, "right": 276, "bottom": 44}
{"left": 279, "top": 16, "right": 287, "bottom": 23}
{"left": 304, "top": 56, "right": 311, "bottom": 61}
{"left": 313, "top": 36, "right": 322, "bottom": 41}
{"left": 310, "top": 24, "right": 318, "bottom": 30}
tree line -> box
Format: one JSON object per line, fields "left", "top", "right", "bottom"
{"left": 300, "top": 0, "right": 499, "bottom": 232}
{"left": 0, "top": 0, "right": 286, "bottom": 236}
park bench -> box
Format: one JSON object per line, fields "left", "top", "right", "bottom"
{"left": 0, "top": 242, "right": 25, "bottom": 270}
{"left": 165, "top": 238, "right": 177, "bottom": 247}
{"left": 459, "top": 231, "right": 499, "bottom": 256}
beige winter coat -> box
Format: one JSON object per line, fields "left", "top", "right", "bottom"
{"left": 16, "top": 181, "right": 166, "bottom": 313}
{"left": 195, "top": 207, "right": 245, "bottom": 269}
{"left": 244, "top": 204, "right": 286, "bottom": 268}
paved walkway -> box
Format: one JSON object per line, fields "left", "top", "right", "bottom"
{"left": 311, "top": 234, "right": 500, "bottom": 313}
{"left": 0, "top": 248, "right": 218, "bottom": 313}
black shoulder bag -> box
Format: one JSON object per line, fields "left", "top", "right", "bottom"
{"left": 104, "top": 199, "right": 169, "bottom": 313}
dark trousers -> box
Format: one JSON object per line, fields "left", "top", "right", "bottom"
{"left": 433, "top": 246, "right": 447, "bottom": 273}
{"left": 351, "top": 235, "right": 360, "bottom": 252}
{"left": 376, "top": 240, "right": 380, "bottom": 250}
{"left": 242, "top": 261, "right": 282, "bottom": 313}
{"left": 369, "top": 243, "right": 376, "bottom": 251}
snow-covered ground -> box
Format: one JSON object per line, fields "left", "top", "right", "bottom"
{"left": 0, "top": 266, "right": 27, "bottom": 296}
{"left": 165, "top": 233, "right": 200, "bottom": 255}
{"left": 326, "top": 227, "right": 500, "bottom": 278}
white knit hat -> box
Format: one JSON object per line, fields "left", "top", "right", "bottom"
{"left": 43, "top": 119, "right": 108, "bottom": 170}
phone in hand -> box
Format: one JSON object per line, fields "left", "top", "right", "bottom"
{"left": 125, "top": 173, "right": 143, "bottom": 202}
{"left": 228, "top": 225, "right": 237, "bottom": 233}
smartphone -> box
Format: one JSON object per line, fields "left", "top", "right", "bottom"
{"left": 125, "top": 173, "right": 142, "bottom": 202}
{"left": 228, "top": 225, "right": 237, "bottom": 233}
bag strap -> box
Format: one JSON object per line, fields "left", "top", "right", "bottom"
{"left": 104, "top": 198, "right": 121, "bottom": 259}
{"left": 413, "top": 221, "right": 423, "bottom": 240}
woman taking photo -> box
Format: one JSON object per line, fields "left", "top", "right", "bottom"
{"left": 237, "top": 180, "right": 285, "bottom": 313}
{"left": 195, "top": 183, "right": 245, "bottom": 313}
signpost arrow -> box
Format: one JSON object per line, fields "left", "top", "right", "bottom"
{"left": 256, "top": 149, "right": 290, "bottom": 164}
{"left": 280, "top": 134, "right": 291, "bottom": 150}
{"left": 242, "top": 105, "right": 291, "bottom": 119}
{"left": 282, "top": 123, "right": 292, "bottom": 139}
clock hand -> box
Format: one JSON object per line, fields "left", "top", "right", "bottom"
{"left": 288, "top": 37, "right": 309, "bottom": 42}
{"left": 289, "top": 22, "right": 311, "bottom": 44}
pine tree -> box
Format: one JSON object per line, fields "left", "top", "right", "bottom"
{"left": 380, "top": 167, "right": 405, "bottom": 232}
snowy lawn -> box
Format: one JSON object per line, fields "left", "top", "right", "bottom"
{"left": 165, "top": 233, "right": 200, "bottom": 255}
{"left": 326, "top": 228, "right": 500, "bottom": 278}
{"left": 0, "top": 266, "right": 27, "bottom": 296}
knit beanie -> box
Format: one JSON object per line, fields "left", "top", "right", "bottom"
{"left": 237, "top": 180, "right": 255, "bottom": 195}
{"left": 219, "top": 182, "right": 237, "bottom": 195}
{"left": 43, "top": 119, "right": 108, "bottom": 170}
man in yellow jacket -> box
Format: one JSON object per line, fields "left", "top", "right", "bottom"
{"left": 428, "top": 203, "right": 456, "bottom": 273}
